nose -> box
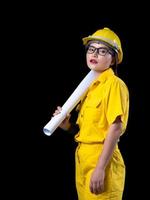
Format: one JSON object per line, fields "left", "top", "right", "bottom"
{"left": 93, "top": 50, "right": 98, "bottom": 57}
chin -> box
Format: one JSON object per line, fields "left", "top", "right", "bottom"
{"left": 88, "top": 64, "right": 99, "bottom": 71}
{"left": 88, "top": 64, "right": 96, "bottom": 70}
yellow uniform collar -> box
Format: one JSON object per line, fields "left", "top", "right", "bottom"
{"left": 90, "top": 68, "right": 114, "bottom": 88}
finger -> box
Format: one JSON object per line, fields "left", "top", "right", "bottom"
{"left": 96, "top": 182, "right": 101, "bottom": 194}
{"left": 57, "top": 106, "right": 62, "bottom": 112}
{"left": 53, "top": 110, "right": 61, "bottom": 116}
{"left": 93, "top": 182, "right": 99, "bottom": 194}
{"left": 90, "top": 182, "right": 94, "bottom": 193}
{"left": 90, "top": 182, "right": 96, "bottom": 194}
{"left": 66, "top": 113, "right": 71, "bottom": 119}
{"left": 96, "top": 182, "right": 104, "bottom": 195}
{"left": 99, "top": 182, "right": 104, "bottom": 193}
{"left": 56, "top": 110, "right": 61, "bottom": 114}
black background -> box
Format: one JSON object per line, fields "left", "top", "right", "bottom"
{"left": 3, "top": 2, "right": 149, "bottom": 199}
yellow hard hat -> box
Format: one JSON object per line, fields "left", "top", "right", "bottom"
{"left": 82, "top": 27, "right": 123, "bottom": 64}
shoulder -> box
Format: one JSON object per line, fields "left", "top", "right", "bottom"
{"left": 106, "top": 75, "right": 129, "bottom": 96}
{"left": 111, "top": 75, "right": 128, "bottom": 89}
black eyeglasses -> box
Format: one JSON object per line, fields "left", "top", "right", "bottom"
{"left": 87, "top": 45, "right": 114, "bottom": 56}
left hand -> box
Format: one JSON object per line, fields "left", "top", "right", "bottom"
{"left": 90, "top": 167, "right": 105, "bottom": 195}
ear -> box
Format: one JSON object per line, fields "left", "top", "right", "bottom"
{"left": 110, "top": 57, "right": 116, "bottom": 66}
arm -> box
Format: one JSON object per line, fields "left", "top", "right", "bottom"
{"left": 90, "top": 116, "right": 122, "bottom": 195}
{"left": 53, "top": 106, "right": 79, "bottom": 134}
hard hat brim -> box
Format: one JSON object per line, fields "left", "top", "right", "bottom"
{"left": 82, "top": 36, "right": 118, "bottom": 51}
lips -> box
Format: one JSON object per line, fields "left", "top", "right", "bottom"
{"left": 90, "top": 59, "right": 98, "bottom": 64}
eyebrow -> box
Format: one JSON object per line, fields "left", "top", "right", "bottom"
{"left": 89, "top": 45, "right": 109, "bottom": 49}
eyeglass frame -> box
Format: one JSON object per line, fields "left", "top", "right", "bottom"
{"left": 86, "top": 45, "right": 115, "bottom": 56}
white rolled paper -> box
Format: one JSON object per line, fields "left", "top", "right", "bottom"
{"left": 43, "top": 70, "right": 100, "bottom": 136}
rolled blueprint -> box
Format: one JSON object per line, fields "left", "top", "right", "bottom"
{"left": 43, "top": 70, "right": 100, "bottom": 136}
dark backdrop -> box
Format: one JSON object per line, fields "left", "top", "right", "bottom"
{"left": 4, "top": 3, "right": 148, "bottom": 200}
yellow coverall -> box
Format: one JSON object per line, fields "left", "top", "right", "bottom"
{"left": 75, "top": 68, "right": 129, "bottom": 200}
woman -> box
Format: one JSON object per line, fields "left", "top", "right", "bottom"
{"left": 53, "top": 27, "right": 129, "bottom": 200}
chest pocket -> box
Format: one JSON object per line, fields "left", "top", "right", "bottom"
{"left": 83, "top": 97, "right": 102, "bottom": 123}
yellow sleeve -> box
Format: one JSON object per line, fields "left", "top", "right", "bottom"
{"left": 105, "top": 78, "right": 129, "bottom": 133}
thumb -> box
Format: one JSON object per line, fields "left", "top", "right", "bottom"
{"left": 66, "top": 113, "right": 71, "bottom": 119}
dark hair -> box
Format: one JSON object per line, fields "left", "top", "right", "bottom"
{"left": 111, "top": 53, "right": 118, "bottom": 75}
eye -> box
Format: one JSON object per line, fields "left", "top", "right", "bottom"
{"left": 88, "top": 46, "right": 95, "bottom": 53}
{"left": 99, "top": 48, "right": 108, "bottom": 55}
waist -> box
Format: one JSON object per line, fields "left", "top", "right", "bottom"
{"left": 76, "top": 142, "right": 119, "bottom": 157}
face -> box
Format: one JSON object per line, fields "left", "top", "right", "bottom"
{"left": 86, "top": 42, "right": 114, "bottom": 73}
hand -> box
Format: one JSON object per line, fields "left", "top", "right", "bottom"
{"left": 90, "top": 167, "right": 105, "bottom": 195}
{"left": 53, "top": 106, "right": 71, "bottom": 131}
